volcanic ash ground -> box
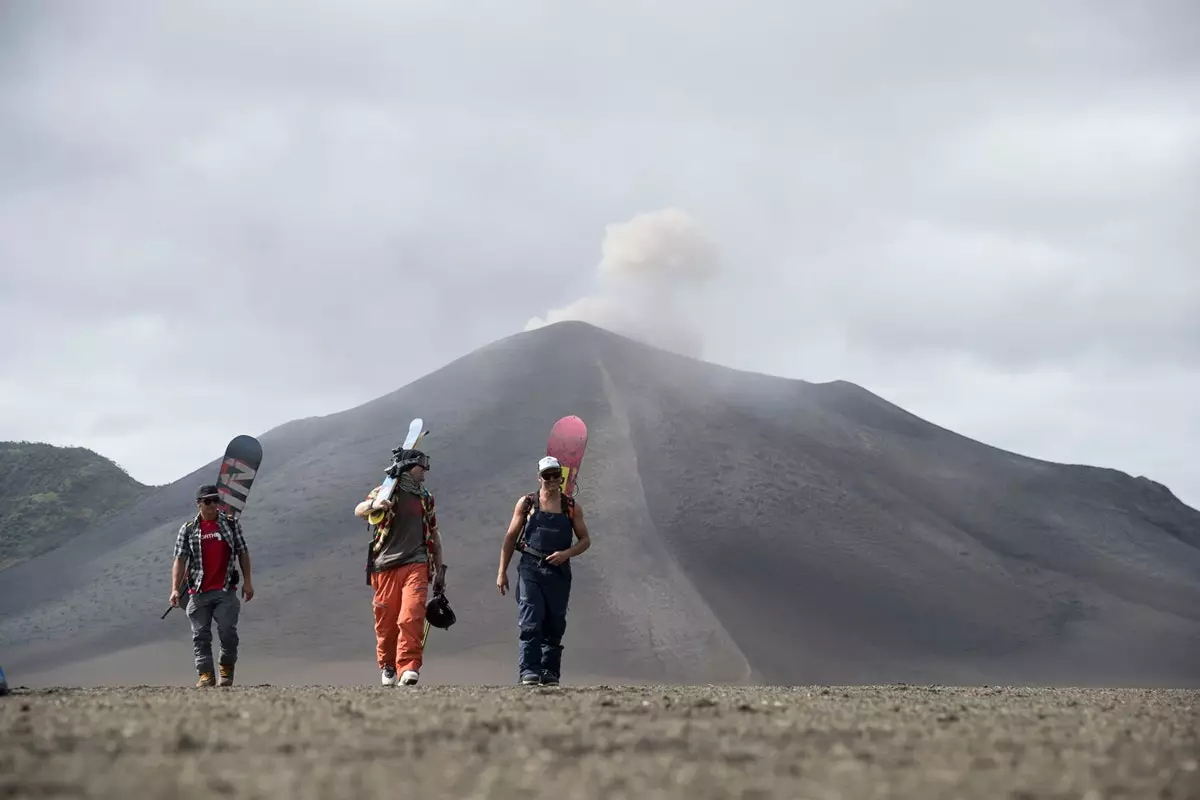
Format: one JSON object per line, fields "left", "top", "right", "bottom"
{"left": 2, "top": 684, "right": 1198, "bottom": 799}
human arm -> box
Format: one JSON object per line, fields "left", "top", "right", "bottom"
{"left": 545, "top": 503, "right": 590, "bottom": 566}
{"left": 229, "top": 516, "right": 255, "bottom": 601}
{"left": 426, "top": 493, "right": 445, "bottom": 589}
{"left": 169, "top": 557, "right": 187, "bottom": 606}
{"left": 237, "top": 551, "right": 254, "bottom": 601}
{"left": 353, "top": 487, "right": 386, "bottom": 519}
{"left": 429, "top": 528, "right": 445, "bottom": 589}
{"left": 496, "top": 497, "right": 528, "bottom": 595}
{"left": 169, "top": 522, "right": 189, "bottom": 605}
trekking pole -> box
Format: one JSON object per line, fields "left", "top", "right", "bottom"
{"left": 161, "top": 573, "right": 187, "bottom": 619}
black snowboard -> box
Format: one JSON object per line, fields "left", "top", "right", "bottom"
{"left": 213, "top": 434, "right": 264, "bottom": 518}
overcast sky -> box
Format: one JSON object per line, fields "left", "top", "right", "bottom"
{"left": 2, "top": 0, "right": 1198, "bottom": 510}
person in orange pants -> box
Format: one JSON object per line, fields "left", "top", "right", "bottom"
{"left": 354, "top": 447, "right": 445, "bottom": 686}
{"left": 369, "top": 561, "right": 430, "bottom": 680}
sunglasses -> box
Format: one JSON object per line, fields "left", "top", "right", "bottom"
{"left": 540, "top": 471, "right": 562, "bottom": 481}
{"left": 199, "top": 497, "right": 220, "bottom": 505}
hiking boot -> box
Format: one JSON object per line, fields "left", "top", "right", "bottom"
{"left": 540, "top": 672, "right": 560, "bottom": 686}
{"left": 218, "top": 664, "right": 234, "bottom": 687}
{"left": 380, "top": 666, "right": 398, "bottom": 686}
{"left": 399, "top": 669, "right": 419, "bottom": 686}
{"left": 520, "top": 673, "right": 541, "bottom": 686}
{"left": 196, "top": 671, "right": 216, "bottom": 688}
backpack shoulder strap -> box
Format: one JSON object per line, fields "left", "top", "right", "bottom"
{"left": 520, "top": 492, "right": 573, "bottom": 522}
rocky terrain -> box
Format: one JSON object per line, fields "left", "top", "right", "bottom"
{"left": 2, "top": 683, "right": 1197, "bottom": 799}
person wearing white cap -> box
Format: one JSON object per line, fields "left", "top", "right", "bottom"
{"left": 496, "top": 454, "right": 591, "bottom": 685}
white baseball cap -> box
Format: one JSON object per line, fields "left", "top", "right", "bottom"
{"left": 538, "top": 456, "right": 561, "bottom": 474}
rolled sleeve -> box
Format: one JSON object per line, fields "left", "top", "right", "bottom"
{"left": 172, "top": 522, "right": 189, "bottom": 560}
{"left": 426, "top": 492, "right": 438, "bottom": 529}
{"left": 228, "top": 516, "right": 248, "bottom": 555}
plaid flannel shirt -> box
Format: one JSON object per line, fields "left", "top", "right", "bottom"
{"left": 173, "top": 512, "right": 248, "bottom": 593}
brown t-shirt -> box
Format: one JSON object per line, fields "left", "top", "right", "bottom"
{"left": 371, "top": 491, "right": 428, "bottom": 572}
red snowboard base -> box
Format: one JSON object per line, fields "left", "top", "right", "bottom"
{"left": 547, "top": 415, "right": 588, "bottom": 497}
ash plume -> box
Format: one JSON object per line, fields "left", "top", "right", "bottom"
{"left": 525, "top": 208, "right": 720, "bottom": 358}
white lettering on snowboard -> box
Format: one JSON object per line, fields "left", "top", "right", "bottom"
{"left": 218, "top": 457, "right": 257, "bottom": 512}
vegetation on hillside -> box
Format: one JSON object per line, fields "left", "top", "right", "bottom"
{"left": 0, "top": 441, "right": 155, "bottom": 570}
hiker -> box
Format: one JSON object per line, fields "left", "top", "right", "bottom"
{"left": 169, "top": 484, "right": 255, "bottom": 687}
{"left": 496, "top": 455, "right": 592, "bottom": 685}
{"left": 354, "top": 447, "right": 445, "bottom": 687}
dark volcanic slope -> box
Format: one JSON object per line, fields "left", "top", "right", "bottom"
{"left": 1, "top": 321, "right": 1199, "bottom": 687}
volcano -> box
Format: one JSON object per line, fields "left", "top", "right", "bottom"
{"left": 2, "top": 321, "right": 1198, "bottom": 688}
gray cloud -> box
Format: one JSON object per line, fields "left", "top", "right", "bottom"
{"left": 2, "top": 0, "right": 1198, "bottom": 508}
{"left": 525, "top": 207, "right": 720, "bottom": 358}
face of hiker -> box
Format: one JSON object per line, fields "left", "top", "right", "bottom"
{"left": 539, "top": 468, "right": 562, "bottom": 492}
{"left": 197, "top": 494, "right": 220, "bottom": 520}
{"left": 408, "top": 465, "right": 426, "bottom": 483}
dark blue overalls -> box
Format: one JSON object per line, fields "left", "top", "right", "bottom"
{"left": 515, "top": 497, "right": 575, "bottom": 684}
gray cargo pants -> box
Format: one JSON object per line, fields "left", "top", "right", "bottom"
{"left": 186, "top": 589, "right": 241, "bottom": 674}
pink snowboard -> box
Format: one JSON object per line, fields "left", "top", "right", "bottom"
{"left": 547, "top": 415, "right": 588, "bottom": 497}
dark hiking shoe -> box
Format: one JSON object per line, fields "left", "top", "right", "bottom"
{"left": 196, "top": 672, "right": 216, "bottom": 688}
{"left": 540, "top": 673, "right": 560, "bottom": 686}
{"left": 218, "top": 664, "right": 234, "bottom": 687}
{"left": 520, "top": 674, "right": 541, "bottom": 685}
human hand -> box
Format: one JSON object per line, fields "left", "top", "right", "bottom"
{"left": 242, "top": 582, "right": 255, "bottom": 602}
{"left": 497, "top": 571, "right": 509, "bottom": 596}
{"left": 545, "top": 551, "right": 569, "bottom": 566}
{"left": 169, "top": 589, "right": 181, "bottom": 607}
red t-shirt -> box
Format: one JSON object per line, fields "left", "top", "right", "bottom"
{"left": 197, "top": 518, "right": 232, "bottom": 593}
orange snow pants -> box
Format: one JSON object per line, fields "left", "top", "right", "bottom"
{"left": 370, "top": 561, "right": 429, "bottom": 673}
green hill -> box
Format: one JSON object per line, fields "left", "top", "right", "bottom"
{"left": 0, "top": 442, "right": 155, "bottom": 570}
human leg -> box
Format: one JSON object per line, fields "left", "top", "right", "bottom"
{"left": 395, "top": 561, "right": 429, "bottom": 682}
{"left": 539, "top": 573, "right": 571, "bottom": 684}
{"left": 186, "top": 592, "right": 217, "bottom": 685}
{"left": 370, "top": 568, "right": 403, "bottom": 683}
{"left": 211, "top": 589, "right": 242, "bottom": 686}
{"left": 515, "top": 563, "right": 547, "bottom": 684}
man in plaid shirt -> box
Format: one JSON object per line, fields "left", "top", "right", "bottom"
{"left": 169, "top": 484, "right": 255, "bottom": 687}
